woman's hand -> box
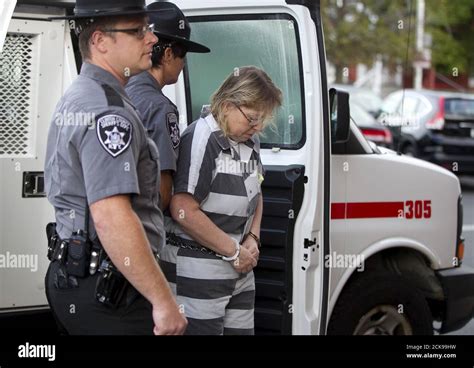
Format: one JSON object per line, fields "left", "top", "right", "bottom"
{"left": 241, "top": 234, "right": 260, "bottom": 262}
{"left": 232, "top": 244, "right": 257, "bottom": 274}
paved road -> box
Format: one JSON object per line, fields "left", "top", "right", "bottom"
{"left": 448, "top": 176, "right": 474, "bottom": 335}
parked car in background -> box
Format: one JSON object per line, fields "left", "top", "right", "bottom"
{"left": 332, "top": 83, "right": 384, "bottom": 118}
{"left": 379, "top": 89, "right": 474, "bottom": 174}
{"left": 350, "top": 101, "right": 392, "bottom": 148}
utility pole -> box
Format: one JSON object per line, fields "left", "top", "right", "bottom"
{"left": 414, "top": 0, "right": 425, "bottom": 89}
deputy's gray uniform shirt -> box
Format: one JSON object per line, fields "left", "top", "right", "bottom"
{"left": 45, "top": 63, "right": 165, "bottom": 252}
{"left": 126, "top": 71, "right": 180, "bottom": 172}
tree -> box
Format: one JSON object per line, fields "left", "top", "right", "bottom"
{"left": 322, "top": 0, "right": 416, "bottom": 83}
{"left": 425, "top": 0, "right": 474, "bottom": 76}
{"left": 322, "top": 0, "right": 474, "bottom": 83}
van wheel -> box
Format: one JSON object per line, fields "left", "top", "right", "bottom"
{"left": 327, "top": 273, "right": 433, "bottom": 335}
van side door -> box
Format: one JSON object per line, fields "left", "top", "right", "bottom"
{"left": 172, "top": 1, "right": 329, "bottom": 334}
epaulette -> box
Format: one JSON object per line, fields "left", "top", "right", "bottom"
{"left": 101, "top": 84, "right": 124, "bottom": 107}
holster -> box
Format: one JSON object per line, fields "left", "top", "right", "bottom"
{"left": 95, "top": 258, "right": 129, "bottom": 309}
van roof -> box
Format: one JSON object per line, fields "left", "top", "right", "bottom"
{"left": 18, "top": 0, "right": 74, "bottom": 6}
{"left": 17, "top": 0, "right": 303, "bottom": 9}
{"left": 164, "top": 0, "right": 316, "bottom": 13}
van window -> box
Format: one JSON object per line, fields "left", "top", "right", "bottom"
{"left": 186, "top": 14, "right": 305, "bottom": 149}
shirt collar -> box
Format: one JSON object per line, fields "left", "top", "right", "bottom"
{"left": 204, "top": 113, "right": 258, "bottom": 152}
{"left": 244, "top": 136, "right": 258, "bottom": 151}
{"left": 129, "top": 70, "right": 163, "bottom": 92}
{"left": 80, "top": 62, "right": 132, "bottom": 103}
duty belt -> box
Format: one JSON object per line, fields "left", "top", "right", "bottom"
{"left": 49, "top": 230, "right": 159, "bottom": 265}
{"left": 47, "top": 228, "right": 103, "bottom": 276}
{"left": 166, "top": 233, "right": 219, "bottom": 257}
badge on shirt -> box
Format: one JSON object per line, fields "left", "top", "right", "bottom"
{"left": 96, "top": 114, "right": 133, "bottom": 157}
{"left": 166, "top": 112, "right": 180, "bottom": 149}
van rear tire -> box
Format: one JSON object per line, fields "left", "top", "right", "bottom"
{"left": 327, "top": 273, "right": 433, "bottom": 335}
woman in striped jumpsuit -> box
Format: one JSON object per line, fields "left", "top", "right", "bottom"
{"left": 161, "top": 66, "right": 282, "bottom": 335}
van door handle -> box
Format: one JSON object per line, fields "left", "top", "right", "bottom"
{"left": 304, "top": 238, "right": 317, "bottom": 248}
{"left": 22, "top": 171, "right": 46, "bottom": 198}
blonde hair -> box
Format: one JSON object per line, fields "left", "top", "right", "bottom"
{"left": 210, "top": 66, "right": 282, "bottom": 135}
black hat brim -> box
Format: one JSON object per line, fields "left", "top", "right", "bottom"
{"left": 49, "top": 8, "right": 166, "bottom": 20}
{"left": 154, "top": 32, "right": 210, "bottom": 53}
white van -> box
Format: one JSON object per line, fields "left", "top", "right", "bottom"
{"left": 1, "top": 0, "right": 473, "bottom": 335}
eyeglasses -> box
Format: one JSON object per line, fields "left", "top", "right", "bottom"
{"left": 153, "top": 42, "right": 187, "bottom": 58}
{"left": 233, "top": 103, "right": 263, "bottom": 127}
{"left": 103, "top": 23, "right": 155, "bottom": 40}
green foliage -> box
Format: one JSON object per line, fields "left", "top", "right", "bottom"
{"left": 322, "top": 0, "right": 415, "bottom": 81}
{"left": 322, "top": 0, "right": 474, "bottom": 79}
{"left": 430, "top": 28, "right": 468, "bottom": 74}
{"left": 426, "top": 0, "right": 474, "bottom": 74}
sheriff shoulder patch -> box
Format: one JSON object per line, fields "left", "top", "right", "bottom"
{"left": 166, "top": 112, "right": 180, "bottom": 149}
{"left": 96, "top": 114, "right": 133, "bottom": 157}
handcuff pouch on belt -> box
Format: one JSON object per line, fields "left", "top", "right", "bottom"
{"left": 46, "top": 222, "right": 69, "bottom": 264}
